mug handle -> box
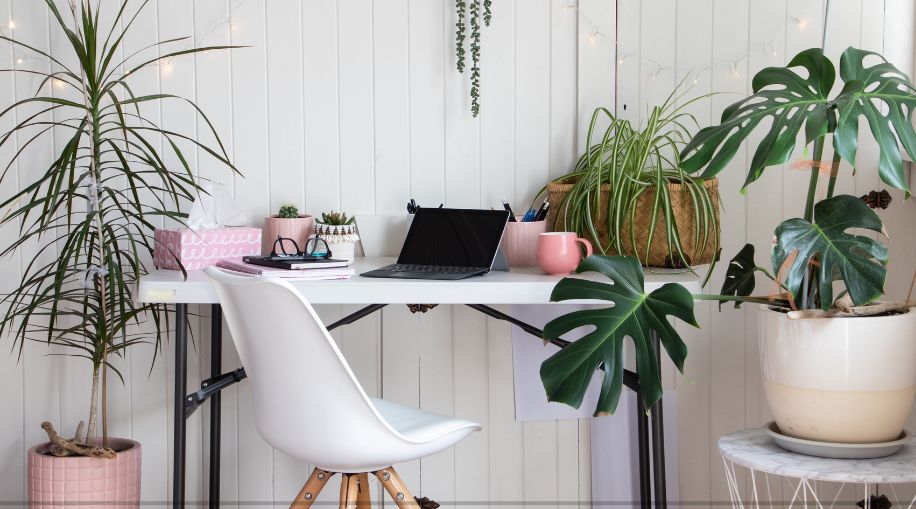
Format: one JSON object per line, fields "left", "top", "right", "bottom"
{"left": 576, "top": 237, "right": 593, "bottom": 258}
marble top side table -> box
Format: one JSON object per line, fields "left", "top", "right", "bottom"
{"left": 718, "top": 428, "right": 916, "bottom": 509}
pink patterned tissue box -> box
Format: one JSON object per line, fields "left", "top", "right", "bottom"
{"left": 153, "top": 227, "right": 262, "bottom": 271}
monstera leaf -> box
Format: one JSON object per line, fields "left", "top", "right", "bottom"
{"left": 772, "top": 195, "right": 887, "bottom": 310}
{"left": 680, "top": 48, "right": 836, "bottom": 188}
{"left": 681, "top": 47, "right": 916, "bottom": 195}
{"left": 833, "top": 48, "right": 916, "bottom": 193}
{"left": 719, "top": 244, "right": 758, "bottom": 310}
{"left": 540, "top": 256, "right": 698, "bottom": 416}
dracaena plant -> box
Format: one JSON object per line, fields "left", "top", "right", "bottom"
{"left": 538, "top": 47, "right": 915, "bottom": 417}
{"left": 0, "top": 0, "right": 237, "bottom": 456}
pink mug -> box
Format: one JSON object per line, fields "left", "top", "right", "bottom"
{"left": 537, "top": 232, "right": 594, "bottom": 275}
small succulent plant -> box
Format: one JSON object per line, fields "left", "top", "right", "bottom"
{"left": 277, "top": 203, "right": 300, "bottom": 219}
{"left": 319, "top": 210, "right": 355, "bottom": 226}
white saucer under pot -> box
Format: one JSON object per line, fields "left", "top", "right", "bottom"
{"left": 758, "top": 305, "right": 916, "bottom": 444}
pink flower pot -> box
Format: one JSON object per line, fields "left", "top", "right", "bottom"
{"left": 28, "top": 438, "right": 141, "bottom": 508}
{"left": 262, "top": 215, "right": 314, "bottom": 255}
{"left": 500, "top": 219, "right": 547, "bottom": 267}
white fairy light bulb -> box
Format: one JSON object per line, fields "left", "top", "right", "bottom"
{"left": 794, "top": 17, "right": 808, "bottom": 30}
{"left": 587, "top": 28, "right": 598, "bottom": 45}
{"left": 7, "top": 20, "right": 15, "bottom": 30}
{"left": 161, "top": 61, "right": 174, "bottom": 77}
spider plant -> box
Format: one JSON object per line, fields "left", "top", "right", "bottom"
{"left": 542, "top": 83, "right": 719, "bottom": 280}
{"left": 0, "top": 0, "right": 238, "bottom": 453}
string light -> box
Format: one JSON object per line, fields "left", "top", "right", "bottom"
{"left": 7, "top": 20, "right": 15, "bottom": 30}
{"left": 568, "top": 0, "right": 818, "bottom": 84}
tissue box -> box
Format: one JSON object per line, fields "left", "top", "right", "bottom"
{"left": 153, "top": 227, "right": 262, "bottom": 271}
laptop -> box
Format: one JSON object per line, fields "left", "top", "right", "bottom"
{"left": 361, "top": 207, "right": 510, "bottom": 280}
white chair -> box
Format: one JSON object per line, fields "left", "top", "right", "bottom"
{"left": 204, "top": 267, "right": 481, "bottom": 509}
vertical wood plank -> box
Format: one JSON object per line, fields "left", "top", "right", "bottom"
{"left": 337, "top": 0, "right": 375, "bottom": 215}
{"left": 407, "top": 0, "right": 446, "bottom": 206}
{"left": 266, "top": 0, "right": 306, "bottom": 213}
{"left": 14, "top": 0, "right": 61, "bottom": 473}
{"left": 578, "top": 0, "right": 616, "bottom": 147}
{"left": 452, "top": 306, "right": 489, "bottom": 509}
{"left": 0, "top": 1, "right": 24, "bottom": 502}
{"left": 549, "top": 0, "right": 578, "bottom": 182}
{"left": 303, "top": 0, "right": 341, "bottom": 214}
{"left": 486, "top": 311, "right": 522, "bottom": 508}
{"left": 418, "top": 309, "right": 455, "bottom": 500}
{"left": 673, "top": 0, "right": 713, "bottom": 501}
{"left": 479, "top": 0, "right": 515, "bottom": 210}
{"left": 708, "top": 0, "right": 751, "bottom": 503}
{"left": 443, "top": 0, "right": 480, "bottom": 208}
{"left": 373, "top": 0, "right": 410, "bottom": 214}
{"left": 514, "top": 0, "right": 550, "bottom": 207}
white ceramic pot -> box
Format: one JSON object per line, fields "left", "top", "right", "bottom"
{"left": 314, "top": 223, "right": 359, "bottom": 263}
{"left": 758, "top": 305, "right": 916, "bottom": 444}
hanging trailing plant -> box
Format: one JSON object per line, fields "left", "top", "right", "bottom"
{"left": 455, "top": 0, "right": 492, "bottom": 117}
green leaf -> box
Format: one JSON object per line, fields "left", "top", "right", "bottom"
{"left": 833, "top": 47, "right": 916, "bottom": 195}
{"left": 540, "top": 256, "right": 697, "bottom": 416}
{"left": 772, "top": 195, "right": 887, "bottom": 310}
{"left": 719, "top": 244, "right": 757, "bottom": 310}
{"left": 680, "top": 48, "right": 836, "bottom": 188}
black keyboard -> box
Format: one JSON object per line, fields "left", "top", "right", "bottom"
{"left": 378, "top": 264, "right": 482, "bottom": 274}
{"left": 361, "top": 263, "right": 489, "bottom": 280}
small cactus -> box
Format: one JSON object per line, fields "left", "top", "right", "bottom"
{"left": 277, "top": 203, "right": 299, "bottom": 219}
{"left": 319, "top": 211, "right": 355, "bottom": 226}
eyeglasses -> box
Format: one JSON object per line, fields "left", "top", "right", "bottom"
{"left": 269, "top": 235, "right": 332, "bottom": 260}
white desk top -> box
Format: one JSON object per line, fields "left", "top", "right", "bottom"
{"left": 137, "top": 257, "right": 702, "bottom": 305}
{"left": 719, "top": 428, "right": 916, "bottom": 484}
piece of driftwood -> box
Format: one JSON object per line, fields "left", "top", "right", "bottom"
{"left": 41, "top": 421, "right": 116, "bottom": 459}
{"left": 787, "top": 298, "right": 909, "bottom": 320}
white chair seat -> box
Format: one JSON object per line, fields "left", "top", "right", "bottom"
{"left": 370, "top": 398, "right": 481, "bottom": 444}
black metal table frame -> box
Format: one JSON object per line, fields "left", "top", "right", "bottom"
{"left": 172, "top": 303, "right": 668, "bottom": 508}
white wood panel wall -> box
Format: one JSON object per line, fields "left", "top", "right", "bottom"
{"left": 0, "top": 1, "right": 914, "bottom": 507}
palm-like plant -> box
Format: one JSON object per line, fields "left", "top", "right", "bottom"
{"left": 0, "top": 0, "right": 237, "bottom": 453}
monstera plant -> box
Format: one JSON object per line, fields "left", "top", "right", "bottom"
{"left": 539, "top": 46, "right": 916, "bottom": 436}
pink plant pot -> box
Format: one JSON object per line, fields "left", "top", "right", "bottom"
{"left": 28, "top": 438, "right": 141, "bottom": 508}
{"left": 262, "top": 215, "right": 314, "bottom": 255}
{"left": 500, "top": 219, "right": 547, "bottom": 267}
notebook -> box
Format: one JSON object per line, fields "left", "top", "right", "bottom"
{"left": 241, "top": 255, "right": 351, "bottom": 270}
{"left": 215, "top": 259, "right": 355, "bottom": 280}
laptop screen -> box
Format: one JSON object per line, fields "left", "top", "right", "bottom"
{"left": 398, "top": 208, "right": 510, "bottom": 268}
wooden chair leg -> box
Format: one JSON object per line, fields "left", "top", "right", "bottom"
{"left": 339, "top": 473, "right": 361, "bottom": 509}
{"left": 373, "top": 466, "right": 416, "bottom": 509}
{"left": 291, "top": 468, "right": 334, "bottom": 509}
{"left": 357, "top": 473, "right": 372, "bottom": 508}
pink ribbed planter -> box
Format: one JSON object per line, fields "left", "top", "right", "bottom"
{"left": 262, "top": 215, "right": 314, "bottom": 255}
{"left": 28, "top": 438, "right": 141, "bottom": 509}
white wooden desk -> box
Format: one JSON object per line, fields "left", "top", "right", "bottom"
{"left": 138, "top": 257, "right": 700, "bottom": 508}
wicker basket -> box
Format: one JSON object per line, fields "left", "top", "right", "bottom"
{"left": 546, "top": 178, "right": 720, "bottom": 267}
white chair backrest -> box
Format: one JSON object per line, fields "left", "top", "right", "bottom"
{"left": 204, "top": 267, "right": 404, "bottom": 466}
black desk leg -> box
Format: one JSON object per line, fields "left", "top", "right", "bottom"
{"left": 209, "top": 304, "right": 223, "bottom": 508}
{"left": 173, "top": 304, "right": 188, "bottom": 509}
{"left": 650, "top": 331, "right": 668, "bottom": 508}
{"left": 636, "top": 391, "right": 651, "bottom": 508}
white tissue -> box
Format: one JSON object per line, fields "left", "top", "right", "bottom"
{"left": 186, "top": 182, "right": 248, "bottom": 229}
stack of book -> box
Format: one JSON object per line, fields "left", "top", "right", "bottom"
{"left": 215, "top": 259, "right": 355, "bottom": 280}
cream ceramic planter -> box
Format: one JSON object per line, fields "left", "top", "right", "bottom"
{"left": 758, "top": 306, "right": 916, "bottom": 444}
{"left": 314, "top": 223, "right": 359, "bottom": 262}
{"left": 28, "top": 438, "right": 141, "bottom": 508}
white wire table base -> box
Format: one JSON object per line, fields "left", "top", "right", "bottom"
{"left": 722, "top": 456, "right": 916, "bottom": 508}
{"left": 719, "top": 429, "right": 916, "bottom": 509}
